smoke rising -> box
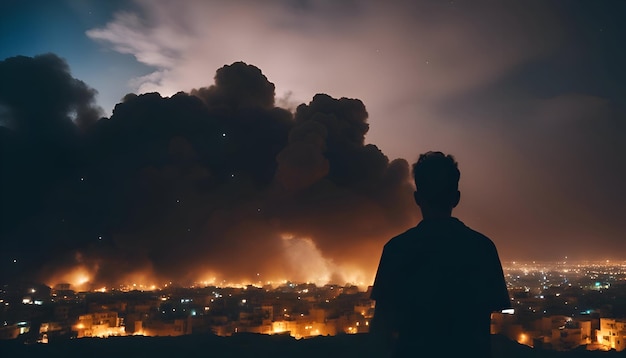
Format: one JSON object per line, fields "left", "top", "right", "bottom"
{"left": 0, "top": 55, "right": 418, "bottom": 288}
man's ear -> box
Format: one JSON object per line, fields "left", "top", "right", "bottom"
{"left": 452, "top": 190, "right": 461, "bottom": 208}
{"left": 413, "top": 190, "right": 421, "bottom": 207}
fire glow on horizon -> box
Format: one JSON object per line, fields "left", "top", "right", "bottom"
{"left": 43, "top": 234, "right": 374, "bottom": 292}
{"left": 44, "top": 256, "right": 626, "bottom": 294}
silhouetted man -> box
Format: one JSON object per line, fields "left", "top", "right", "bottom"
{"left": 370, "top": 151, "right": 510, "bottom": 357}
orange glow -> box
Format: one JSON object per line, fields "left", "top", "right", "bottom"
{"left": 76, "top": 274, "right": 89, "bottom": 285}
{"left": 272, "top": 326, "right": 286, "bottom": 334}
{"left": 279, "top": 233, "right": 374, "bottom": 289}
{"left": 46, "top": 265, "right": 94, "bottom": 291}
{"left": 44, "top": 264, "right": 167, "bottom": 292}
{"left": 197, "top": 272, "right": 218, "bottom": 287}
{"left": 42, "top": 234, "right": 380, "bottom": 292}
{"left": 518, "top": 333, "right": 530, "bottom": 346}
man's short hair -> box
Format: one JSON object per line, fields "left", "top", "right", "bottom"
{"left": 412, "top": 151, "right": 460, "bottom": 208}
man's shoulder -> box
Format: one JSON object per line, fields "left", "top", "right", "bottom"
{"left": 382, "top": 218, "right": 498, "bottom": 253}
{"left": 389, "top": 218, "right": 497, "bottom": 247}
{"left": 458, "top": 222, "right": 498, "bottom": 249}
{"left": 383, "top": 226, "right": 420, "bottom": 251}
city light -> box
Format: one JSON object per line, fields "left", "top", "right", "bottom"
{"left": 3, "top": 259, "right": 626, "bottom": 352}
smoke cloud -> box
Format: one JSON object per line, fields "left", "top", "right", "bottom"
{"left": 1, "top": 55, "right": 417, "bottom": 288}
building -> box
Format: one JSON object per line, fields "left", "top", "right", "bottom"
{"left": 596, "top": 318, "right": 626, "bottom": 351}
{"left": 136, "top": 316, "right": 192, "bottom": 336}
{"left": 73, "top": 311, "right": 125, "bottom": 338}
{"left": 551, "top": 320, "right": 591, "bottom": 351}
{"left": 0, "top": 321, "right": 29, "bottom": 340}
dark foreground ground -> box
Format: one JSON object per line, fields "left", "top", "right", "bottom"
{"left": 1, "top": 333, "right": 625, "bottom": 358}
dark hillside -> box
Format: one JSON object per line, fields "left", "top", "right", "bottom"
{"left": 1, "top": 333, "right": 625, "bottom": 358}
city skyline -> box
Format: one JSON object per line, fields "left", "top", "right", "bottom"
{"left": 4, "top": 259, "right": 626, "bottom": 354}
{"left": 1, "top": 1, "right": 625, "bottom": 288}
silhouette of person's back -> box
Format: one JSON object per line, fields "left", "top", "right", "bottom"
{"left": 370, "top": 151, "right": 510, "bottom": 357}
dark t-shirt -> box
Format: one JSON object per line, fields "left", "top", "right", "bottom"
{"left": 370, "top": 217, "right": 510, "bottom": 357}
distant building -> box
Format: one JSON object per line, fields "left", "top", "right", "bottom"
{"left": 52, "top": 283, "right": 76, "bottom": 301}
{"left": 597, "top": 318, "right": 626, "bottom": 351}
{"left": 492, "top": 312, "right": 594, "bottom": 350}
{"left": 0, "top": 321, "right": 29, "bottom": 340}
{"left": 136, "top": 316, "right": 192, "bottom": 337}
{"left": 38, "top": 321, "right": 74, "bottom": 342}
{"left": 354, "top": 300, "right": 374, "bottom": 318}
{"left": 551, "top": 320, "right": 591, "bottom": 350}
{"left": 491, "top": 312, "right": 518, "bottom": 335}
{"left": 73, "top": 311, "right": 124, "bottom": 338}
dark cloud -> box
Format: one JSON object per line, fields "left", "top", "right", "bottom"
{"left": 272, "top": 94, "right": 417, "bottom": 259}
{"left": 191, "top": 62, "right": 277, "bottom": 110}
{"left": 0, "top": 53, "right": 102, "bottom": 133}
{"left": 0, "top": 54, "right": 103, "bottom": 272}
{"left": 275, "top": 119, "right": 330, "bottom": 192}
{"left": 0, "top": 55, "right": 417, "bottom": 288}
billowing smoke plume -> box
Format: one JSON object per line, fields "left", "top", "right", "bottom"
{"left": 0, "top": 56, "right": 418, "bottom": 288}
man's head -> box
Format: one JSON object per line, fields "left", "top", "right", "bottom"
{"left": 412, "top": 151, "right": 461, "bottom": 216}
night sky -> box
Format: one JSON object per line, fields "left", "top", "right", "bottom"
{"left": 1, "top": 0, "right": 625, "bottom": 288}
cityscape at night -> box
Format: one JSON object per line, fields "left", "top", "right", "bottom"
{"left": 3, "top": 260, "right": 626, "bottom": 353}
{"left": 1, "top": 0, "right": 625, "bottom": 357}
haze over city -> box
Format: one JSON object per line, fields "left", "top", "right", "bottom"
{"left": 1, "top": 0, "right": 625, "bottom": 290}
